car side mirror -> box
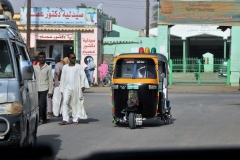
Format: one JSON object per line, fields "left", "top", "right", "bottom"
{"left": 160, "top": 72, "right": 165, "bottom": 79}
{"left": 20, "top": 60, "right": 34, "bottom": 80}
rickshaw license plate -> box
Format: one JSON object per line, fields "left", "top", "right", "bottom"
{"left": 127, "top": 84, "right": 139, "bottom": 89}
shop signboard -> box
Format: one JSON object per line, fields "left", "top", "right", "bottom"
{"left": 37, "top": 33, "right": 74, "bottom": 40}
{"left": 81, "top": 34, "right": 97, "bottom": 55}
{"left": 20, "top": 7, "right": 97, "bottom": 25}
{"left": 158, "top": 0, "right": 240, "bottom": 26}
{"left": 36, "top": 44, "right": 47, "bottom": 53}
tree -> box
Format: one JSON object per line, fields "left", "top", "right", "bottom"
{"left": 76, "top": 3, "right": 91, "bottom": 8}
{"left": 103, "top": 13, "right": 117, "bottom": 25}
{"left": 151, "top": 0, "right": 158, "bottom": 28}
{"left": 76, "top": 3, "right": 117, "bottom": 24}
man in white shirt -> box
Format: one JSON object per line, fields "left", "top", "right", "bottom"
{"left": 58, "top": 53, "right": 89, "bottom": 125}
{"left": 33, "top": 52, "right": 53, "bottom": 124}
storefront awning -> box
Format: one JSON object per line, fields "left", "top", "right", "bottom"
{"left": 18, "top": 26, "right": 94, "bottom": 32}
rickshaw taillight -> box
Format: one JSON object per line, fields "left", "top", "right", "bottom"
{"left": 151, "top": 47, "right": 156, "bottom": 54}
{"left": 139, "top": 47, "right": 144, "bottom": 54}
{"left": 145, "top": 47, "right": 150, "bottom": 54}
{"left": 111, "top": 85, "right": 118, "bottom": 89}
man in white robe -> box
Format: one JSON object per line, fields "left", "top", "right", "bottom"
{"left": 58, "top": 53, "right": 89, "bottom": 125}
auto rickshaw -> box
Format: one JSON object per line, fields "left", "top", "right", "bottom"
{"left": 111, "top": 49, "right": 172, "bottom": 129}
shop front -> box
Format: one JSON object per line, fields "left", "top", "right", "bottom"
{"left": 14, "top": 7, "right": 104, "bottom": 83}
{"left": 20, "top": 31, "right": 76, "bottom": 59}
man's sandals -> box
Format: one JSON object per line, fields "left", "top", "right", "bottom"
{"left": 58, "top": 121, "right": 78, "bottom": 125}
{"left": 58, "top": 121, "right": 68, "bottom": 125}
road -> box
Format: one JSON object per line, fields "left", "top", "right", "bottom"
{"left": 37, "top": 91, "right": 240, "bottom": 159}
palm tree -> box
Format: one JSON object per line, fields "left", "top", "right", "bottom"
{"left": 151, "top": 0, "right": 158, "bottom": 28}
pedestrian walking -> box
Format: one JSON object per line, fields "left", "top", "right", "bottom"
{"left": 33, "top": 52, "right": 53, "bottom": 124}
{"left": 54, "top": 55, "right": 64, "bottom": 87}
{"left": 87, "top": 57, "right": 96, "bottom": 87}
{"left": 52, "top": 55, "right": 64, "bottom": 117}
{"left": 98, "top": 60, "right": 108, "bottom": 81}
{"left": 62, "top": 57, "right": 70, "bottom": 65}
{"left": 58, "top": 53, "right": 89, "bottom": 125}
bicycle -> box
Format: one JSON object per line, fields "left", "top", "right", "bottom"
{"left": 102, "top": 70, "right": 112, "bottom": 87}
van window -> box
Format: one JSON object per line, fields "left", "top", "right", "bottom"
{"left": 18, "top": 45, "right": 29, "bottom": 60}
{"left": 12, "top": 42, "right": 19, "bottom": 55}
{"left": 114, "top": 58, "right": 156, "bottom": 78}
{"left": 0, "top": 40, "right": 14, "bottom": 78}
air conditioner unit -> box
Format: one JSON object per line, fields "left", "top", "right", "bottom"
{"left": 106, "top": 20, "right": 112, "bottom": 32}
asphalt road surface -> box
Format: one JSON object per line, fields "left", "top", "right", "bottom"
{"left": 37, "top": 91, "right": 240, "bottom": 159}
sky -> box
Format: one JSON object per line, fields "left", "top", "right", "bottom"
{"left": 9, "top": 0, "right": 158, "bottom": 29}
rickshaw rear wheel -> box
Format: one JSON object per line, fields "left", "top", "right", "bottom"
{"left": 163, "top": 113, "right": 171, "bottom": 125}
{"left": 129, "top": 112, "right": 136, "bottom": 129}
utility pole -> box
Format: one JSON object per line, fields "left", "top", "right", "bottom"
{"left": 27, "top": 0, "right": 31, "bottom": 52}
{"left": 146, "top": 0, "right": 149, "bottom": 37}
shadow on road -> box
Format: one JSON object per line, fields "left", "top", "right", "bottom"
{"left": 113, "top": 118, "right": 176, "bottom": 129}
{"left": 84, "top": 91, "right": 95, "bottom": 93}
{"left": 46, "top": 117, "right": 63, "bottom": 123}
{"left": 78, "top": 118, "right": 99, "bottom": 124}
{"left": 37, "top": 134, "right": 61, "bottom": 159}
{"left": 44, "top": 117, "right": 99, "bottom": 125}
{"left": 227, "top": 103, "right": 240, "bottom": 106}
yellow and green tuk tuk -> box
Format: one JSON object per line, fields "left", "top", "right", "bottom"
{"left": 111, "top": 52, "right": 172, "bottom": 129}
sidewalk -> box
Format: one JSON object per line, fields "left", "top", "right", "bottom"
{"left": 85, "top": 85, "right": 240, "bottom": 93}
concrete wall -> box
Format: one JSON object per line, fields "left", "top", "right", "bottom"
{"left": 230, "top": 26, "right": 240, "bottom": 86}
{"left": 103, "top": 37, "right": 157, "bottom": 55}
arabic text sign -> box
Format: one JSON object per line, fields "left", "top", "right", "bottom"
{"left": 20, "top": 7, "right": 97, "bottom": 25}
{"left": 81, "top": 33, "right": 97, "bottom": 55}
{"left": 37, "top": 33, "right": 74, "bottom": 40}
{"left": 158, "top": 1, "right": 240, "bottom": 26}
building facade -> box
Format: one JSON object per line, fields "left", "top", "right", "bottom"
{"left": 14, "top": 7, "right": 107, "bottom": 83}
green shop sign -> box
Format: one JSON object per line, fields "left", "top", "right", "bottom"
{"left": 158, "top": 0, "right": 240, "bottom": 26}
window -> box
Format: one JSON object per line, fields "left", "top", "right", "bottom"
{"left": 63, "top": 45, "right": 73, "bottom": 58}
{"left": 49, "top": 45, "right": 62, "bottom": 59}
{"left": 12, "top": 42, "right": 19, "bottom": 55}
{"left": 0, "top": 40, "right": 14, "bottom": 78}
{"left": 18, "top": 45, "right": 29, "bottom": 60}
{"left": 114, "top": 58, "right": 156, "bottom": 78}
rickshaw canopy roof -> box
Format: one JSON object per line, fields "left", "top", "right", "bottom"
{"left": 114, "top": 53, "right": 168, "bottom": 63}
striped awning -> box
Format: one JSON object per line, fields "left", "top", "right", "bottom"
{"left": 18, "top": 26, "right": 94, "bottom": 32}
